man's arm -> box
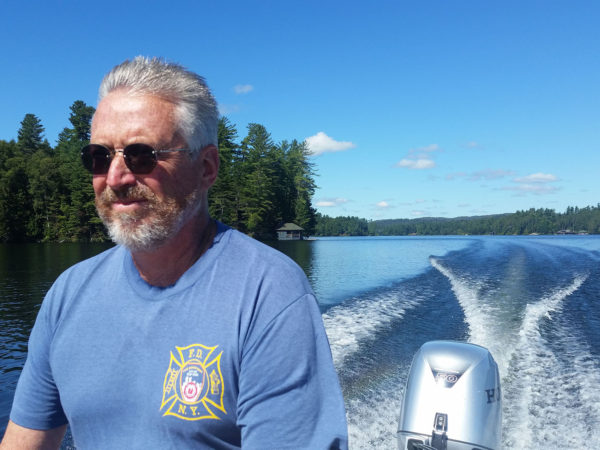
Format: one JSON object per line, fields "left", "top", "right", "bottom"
{"left": 237, "top": 294, "right": 348, "bottom": 449}
{"left": 0, "top": 421, "right": 66, "bottom": 450}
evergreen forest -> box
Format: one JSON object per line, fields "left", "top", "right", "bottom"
{"left": 0, "top": 102, "right": 317, "bottom": 242}
{"left": 315, "top": 207, "right": 600, "bottom": 237}
{"left": 1, "top": 103, "right": 598, "bottom": 243}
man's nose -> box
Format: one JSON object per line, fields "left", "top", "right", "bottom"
{"left": 105, "top": 152, "right": 136, "bottom": 189}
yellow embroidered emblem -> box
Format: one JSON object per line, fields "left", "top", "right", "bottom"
{"left": 160, "top": 343, "right": 226, "bottom": 420}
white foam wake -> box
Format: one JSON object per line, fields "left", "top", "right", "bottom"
{"left": 430, "top": 257, "right": 587, "bottom": 381}
{"left": 517, "top": 275, "right": 587, "bottom": 343}
{"left": 346, "top": 380, "right": 404, "bottom": 449}
{"left": 430, "top": 257, "right": 514, "bottom": 375}
{"left": 322, "top": 291, "right": 418, "bottom": 369}
{"left": 502, "top": 275, "right": 600, "bottom": 449}
{"left": 431, "top": 256, "right": 598, "bottom": 448}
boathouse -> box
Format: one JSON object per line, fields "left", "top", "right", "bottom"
{"left": 276, "top": 223, "right": 304, "bottom": 240}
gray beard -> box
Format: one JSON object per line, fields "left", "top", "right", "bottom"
{"left": 96, "top": 185, "right": 201, "bottom": 252}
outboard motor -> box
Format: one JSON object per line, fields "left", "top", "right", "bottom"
{"left": 397, "top": 341, "right": 501, "bottom": 450}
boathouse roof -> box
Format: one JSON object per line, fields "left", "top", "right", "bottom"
{"left": 276, "top": 223, "right": 304, "bottom": 231}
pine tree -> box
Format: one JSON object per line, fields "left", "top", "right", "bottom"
{"left": 17, "top": 114, "right": 46, "bottom": 155}
{"left": 240, "top": 124, "right": 278, "bottom": 238}
{"left": 286, "top": 139, "right": 317, "bottom": 235}
{"left": 54, "top": 100, "right": 104, "bottom": 241}
{"left": 209, "top": 117, "right": 240, "bottom": 227}
{"left": 0, "top": 155, "right": 30, "bottom": 241}
{"left": 68, "top": 100, "right": 95, "bottom": 142}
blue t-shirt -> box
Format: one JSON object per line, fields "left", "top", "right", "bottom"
{"left": 11, "top": 223, "right": 348, "bottom": 449}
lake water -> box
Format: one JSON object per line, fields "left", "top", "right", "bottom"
{"left": 2, "top": 236, "right": 600, "bottom": 448}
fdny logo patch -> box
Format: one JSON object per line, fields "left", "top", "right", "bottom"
{"left": 160, "top": 344, "right": 226, "bottom": 421}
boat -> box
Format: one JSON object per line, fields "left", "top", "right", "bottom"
{"left": 397, "top": 341, "right": 502, "bottom": 450}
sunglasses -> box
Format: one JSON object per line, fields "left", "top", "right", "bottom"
{"left": 81, "top": 143, "right": 189, "bottom": 175}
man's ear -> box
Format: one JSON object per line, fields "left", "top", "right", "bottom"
{"left": 200, "top": 144, "right": 219, "bottom": 190}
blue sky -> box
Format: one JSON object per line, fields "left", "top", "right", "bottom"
{"left": 2, "top": 1, "right": 599, "bottom": 220}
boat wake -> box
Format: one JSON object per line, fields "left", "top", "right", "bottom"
{"left": 323, "top": 289, "right": 419, "bottom": 368}
{"left": 430, "top": 256, "right": 514, "bottom": 374}
{"left": 430, "top": 256, "right": 599, "bottom": 449}
{"left": 502, "top": 275, "right": 600, "bottom": 449}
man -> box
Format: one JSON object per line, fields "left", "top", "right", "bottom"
{"left": 2, "top": 57, "right": 348, "bottom": 449}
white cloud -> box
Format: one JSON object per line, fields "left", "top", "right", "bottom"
{"left": 514, "top": 172, "right": 558, "bottom": 183}
{"left": 376, "top": 201, "right": 389, "bottom": 208}
{"left": 304, "top": 132, "right": 355, "bottom": 156}
{"left": 470, "top": 169, "right": 515, "bottom": 181}
{"left": 316, "top": 197, "right": 348, "bottom": 207}
{"left": 503, "top": 172, "right": 560, "bottom": 194}
{"left": 396, "top": 144, "right": 439, "bottom": 170}
{"left": 446, "top": 169, "right": 515, "bottom": 181}
{"left": 503, "top": 184, "right": 558, "bottom": 193}
{"left": 218, "top": 104, "right": 240, "bottom": 115}
{"left": 233, "top": 84, "right": 254, "bottom": 94}
{"left": 396, "top": 158, "right": 436, "bottom": 169}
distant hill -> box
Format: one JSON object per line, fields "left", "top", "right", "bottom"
{"left": 315, "top": 207, "right": 598, "bottom": 236}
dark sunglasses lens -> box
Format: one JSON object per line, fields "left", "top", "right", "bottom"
{"left": 124, "top": 144, "right": 157, "bottom": 174}
{"left": 81, "top": 145, "right": 111, "bottom": 174}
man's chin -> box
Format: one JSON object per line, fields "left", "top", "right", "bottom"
{"left": 101, "top": 215, "right": 166, "bottom": 251}
{"left": 96, "top": 191, "right": 200, "bottom": 252}
{"left": 107, "top": 225, "right": 167, "bottom": 252}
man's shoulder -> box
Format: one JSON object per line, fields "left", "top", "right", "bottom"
{"left": 68, "top": 244, "right": 122, "bottom": 270}
{"left": 211, "top": 224, "right": 313, "bottom": 303}
{"left": 54, "top": 245, "right": 125, "bottom": 288}
{"left": 218, "top": 225, "right": 305, "bottom": 275}
{"left": 34, "top": 246, "right": 127, "bottom": 333}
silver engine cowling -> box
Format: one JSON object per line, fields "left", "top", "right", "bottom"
{"left": 397, "top": 341, "right": 502, "bottom": 450}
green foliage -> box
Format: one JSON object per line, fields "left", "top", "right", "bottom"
{"left": 0, "top": 101, "right": 107, "bottom": 243}
{"left": 239, "top": 123, "right": 279, "bottom": 238}
{"left": 315, "top": 207, "right": 600, "bottom": 236}
{"left": 68, "top": 101, "right": 95, "bottom": 142}
{"left": 209, "top": 117, "right": 240, "bottom": 227}
{"left": 314, "top": 214, "right": 369, "bottom": 236}
{"left": 17, "top": 114, "right": 46, "bottom": 154}
{"left": 284, "top": 139, "right": 317, "bottom": 235}
{"left": 0, "top": 108, "right": 318, "bottom": 243}
{"left": 208, "top": 120, "right": 318, "bottom": 240}
{"left": 1, "top": 101, "right": 597, "bottom": 242}
{"left": 0, "top": 152, "right": 31, "bottom": 241}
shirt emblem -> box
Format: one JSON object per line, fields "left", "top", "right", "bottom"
{"left": 160, "top": 343, "right": 227, "bottom": 421}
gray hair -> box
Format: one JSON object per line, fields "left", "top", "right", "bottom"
{"left": 98, "top": 56, "right": 218, "bottom": 154}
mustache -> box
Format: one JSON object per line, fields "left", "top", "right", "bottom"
{"left": 98, "top": 185, "right": 155, "bottom": 204}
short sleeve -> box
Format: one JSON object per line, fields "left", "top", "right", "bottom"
{"left": 10, "top": 286, "right": 68, "bottom": 430}
{"left": 236, "top": 294, "right": 348, "bottom": 449}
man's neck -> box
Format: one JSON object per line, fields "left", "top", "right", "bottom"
{"left": 130, "top": 214, "right": 217, "bottom": 287}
